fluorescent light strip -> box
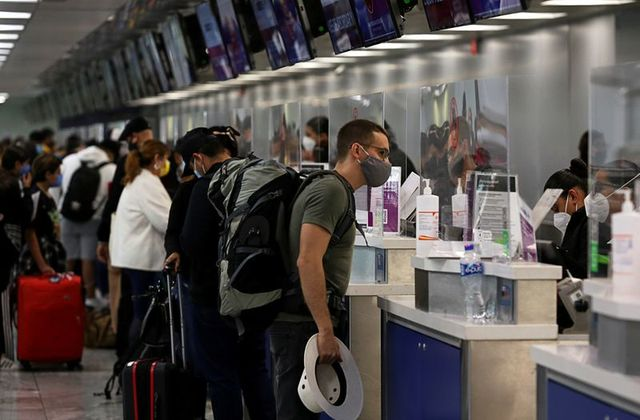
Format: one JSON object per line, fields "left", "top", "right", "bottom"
{"left": 0, "top": 11, "right": 32, "bottom": 19}
{"left": 0, "top": 33, "right": 18, "bottom": 40}
{"left": 339, "top": 50, "right": 387, "bottom": 57}
{"left": 0, "top": 24, "right": 23, "bottom": 31}
{"left": 0, "top": 56, "right": 6, "bottom": 61}
{"left": 367, "top": 42, "right": 423, "bottom": 50}
{"left": 0, "top": 0, "right": 38, "bottom": 3}
{"left": 0, "top": 42, "right": 14, "bottom": 48}
{"left": 315, "top": 57, "right": 359, "bottom": 64}
{"left": 444, "top": 24, "right": 509, "bottom": 32}
{"left": 0, "top": 48, "right": 9, "bottom": 54}
{"left": 543, "top": 0, "right": 634, "bottom": 5}
{"left": 395, "top": 34, "right": 461, "bottom": 41}
{"left": 492, "top": 12, "right": 567, "bottom": 19}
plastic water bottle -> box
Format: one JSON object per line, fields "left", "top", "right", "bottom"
{"left": 460, "top": 244, "right": 485, "bottom": 321}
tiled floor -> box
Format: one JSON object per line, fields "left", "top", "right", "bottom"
{"left": 0, "top": 349, "right": 123, "bottom": 420}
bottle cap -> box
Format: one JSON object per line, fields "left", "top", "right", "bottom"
{"left": 622, "top": 189, "right": 634, "bottom": 213}
{"left": 456, "top": 178, "right": 463, "bottom": 195}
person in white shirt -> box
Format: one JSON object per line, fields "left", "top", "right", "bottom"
{"left": 59, "top": 141, "right": 119, "bottom": 308}
{"left": 109, "top": 140, "right": 171, "bottom": 342}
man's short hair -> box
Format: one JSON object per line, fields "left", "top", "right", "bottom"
{"left": 336, "top": 119, "right": 387, "bottom": 161}
{"left": 306, "top": 116, "right": 328, "bottom": 135}
{"left": 1, "top": 146, "right": 28, "bottom": 171}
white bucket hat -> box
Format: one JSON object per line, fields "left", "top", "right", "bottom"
{"left": 297, "top": 334, "right": 363, "bottom": 420}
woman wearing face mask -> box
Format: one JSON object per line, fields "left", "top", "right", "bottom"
{"left": 20, "top": 154, "right": 65, "bottom": 275}
{"left": 109, "top": 140, "right": 172, "bottom": 343}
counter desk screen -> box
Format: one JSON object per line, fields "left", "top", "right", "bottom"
{"left": 196, "top": 2, "right": 235, "bottom": 80}
{"left": 320, "top": 0, "right": 363, "bottom": 54}
{"left": 250, "top": 0, "right": 290, "bottom": 69}
{"left": 352, "top": 0, "right": 399, "bottom": 46}
{"left": 215, "top": 0, "right": 253, "bottom": 74}
{"left": 273, "top": 0, "right": 313, "bottom": 64}
{"left": 422, "top": 0, "right": 473, "bottom": 31}
{"left": 468, "top": 0, "right": 525, "bottom": 20}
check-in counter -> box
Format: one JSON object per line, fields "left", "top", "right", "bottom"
{"left": 379, "top": 258, "right": 562, "bottom": 420}
{"left": 531, "top": 278, "right": 640, "bottom": 420}
{"left": 346, "top": 235, "right": 415, "bottom": 420}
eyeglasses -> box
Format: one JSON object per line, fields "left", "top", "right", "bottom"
{"left": 365, "top": 145, "right": 390, "bottom": 160}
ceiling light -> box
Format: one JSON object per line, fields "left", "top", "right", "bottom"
{"left": 339, "top": 50, "right": 387, "bottom": 57}
{"left": 0, "top": 24, "right": 23, "bottom": 31}
{"left": 492, "top": 12, "right": 567, "bottom": 19}
{"left": 0, "top": 56, "right": 6, "bottom": 61}
{"left": 0, "top": 42, "right": 14, "bottom": 48}
{"left": 543, "top": 0, "right": 634, "bottom": 5}
{"left": 0, "top": 11, "right": 32, "bottom": 19}
{"left": 395, "top": 34, "right": 461, "bottom": 41}
{"left": 315, "top": 57, "right": 359, "bottom": 64}
{"left": 0, "top": 48, "right": 9, "bottom": 54}
{"left": 0, "top": 0, "right": 38, "bottom": 3}
{"left": 444, "top": 24, "right": 509, "bottom": 32}
{"left": 367, "top": 42, "right": 423, "bottom": 50}
{"left": 0, "top": 33, "right": 18, "bottom": 40}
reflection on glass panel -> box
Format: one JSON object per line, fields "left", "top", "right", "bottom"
{"left": 420, "top": 78, "right": 509, "bottom": 240}
{"left": 589, "top": 62, "right": 640, "bottom": 279}
{"left": 328, "top": 92, "right": 384, "bottom": 168}
{"left": 301, "top": 99, "right": 330, "bottom": 168}
{"left": 232, "top": 108, "right": 253, "bottom": 157}
{"left": 384, "top": 89, "right": 419, "bottom": 183}
{"left": 268, "top": 103, "right": 301, "bottom": 169}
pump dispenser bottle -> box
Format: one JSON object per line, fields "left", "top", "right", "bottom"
{"left": 416, "top": 179, "right": 439, "bottom": 257}
{"left": 452, "top": 178, "right": 468, "bottom": 229}
{"left": 611, "top": 189, "right": 640, "bottom": 298}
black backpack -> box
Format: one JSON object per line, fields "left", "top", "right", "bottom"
{"left": 61, "top": 161, "right": 109, "bottom": 222}
{"left": 207, "top": 157, "right": 362, "bottom": 335}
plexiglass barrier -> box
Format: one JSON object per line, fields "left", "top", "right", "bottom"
{"left": 232, "top": 108, "right": 254, "bottom": 158}
{"left": 589, "top": 62, "right": 640, "bottom": 278}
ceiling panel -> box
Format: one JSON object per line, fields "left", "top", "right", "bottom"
{"left": 0, "top": 0, "right": 128, "bottom": 97}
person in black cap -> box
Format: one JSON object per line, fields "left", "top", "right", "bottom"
{"left": 179, "top": 127, "right": 276, "bottom": 420}
{"left": 96, "top": 116, "right": 153, "bottom": 357}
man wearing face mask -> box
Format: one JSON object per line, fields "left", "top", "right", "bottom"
{"left": 542, "top": 159, "right": 589, "bottom": 332}
{"left": 270, "top": 119, "right": 391, "bottom": 420}
{"left": 303, "top": 116, "right": 329, "bottom": 163}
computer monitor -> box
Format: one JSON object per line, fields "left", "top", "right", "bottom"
{"left": 422, "top": 0, "right": 473, "bottom": 31}
{"left": 468, "top": 0, "right": 525, "bottom": 21}
{"left": 352, "top": 0, "right": 400, "bottom": 46}
{"left": 273, "top": 0, "right": 313, "bottom": 64}
{"left": 214, "top": 0, "right": 253, "bottom": 75}
{"left": 319, "top": 0, "right": 363, "bottom": 54}
{"left": 196, "top": 2, "right": 235, "bottom": 81}
{"left": 250, "top": 0, "right": 290, "bottom": 69}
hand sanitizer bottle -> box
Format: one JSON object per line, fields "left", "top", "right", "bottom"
{"left": 416, "top": 179, "right": 439, "bottom": 257}
{"left": 612, "top": 189, "right": 640, "bottom": 299}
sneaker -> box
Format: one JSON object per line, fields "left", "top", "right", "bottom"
{"left": 0, "top": 355, "right": 16, "bottom": 370}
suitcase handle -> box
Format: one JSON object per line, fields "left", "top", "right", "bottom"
{"left": 47, "top": 272, "right": 75, "bottom": 284}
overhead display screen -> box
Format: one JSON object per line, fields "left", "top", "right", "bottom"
{"left": 468, "top": 0, "right": 525, "bottom": 21}
{"left": 422, "top": 0, "right": 473, "bottom": 31}
{"left": 352, "top": 0, "right": 399, "bottom": 46}
{"left": 320, "top": 0, "right": 363, "bottom": 54}
{"left": 196, "top": 2, "right": 235, "bottom": 81}
{"left": 250, "top": 0, "right": 290, "bottom": 69}
{"left": 214, "top": 0, "right": 253, "bottom": 74}
{"left": 273, "top": 0, "right": 313, "bottom": 64}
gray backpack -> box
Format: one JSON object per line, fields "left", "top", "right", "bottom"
{"left": 208, "top": 156, "right": 358, "bottom": 334}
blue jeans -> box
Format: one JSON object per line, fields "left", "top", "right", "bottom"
{"left": 188, "top": 301, "right": 276, "bottom": 420}
{"left": 269, "top": 321, "right": 320, "bottom": 420}
{"left": 123, "top": 269, "right": 159, "bottom": 345}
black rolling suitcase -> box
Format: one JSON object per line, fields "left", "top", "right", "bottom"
{"left": 121, "top": 270, "right": 206, "bottom": 420}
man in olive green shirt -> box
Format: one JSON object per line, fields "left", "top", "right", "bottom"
{"left": 269, "top": 119, "right": 392, "bottom": 420}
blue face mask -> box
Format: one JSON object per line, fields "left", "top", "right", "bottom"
{"left": 52, "top": 173, "right": 62, "bottom": 188}
{"left": 19, "top": 163, "right": 31, "bottom": 177}
{"left": 192, "top": 157, "right": 204, "bottom": 179}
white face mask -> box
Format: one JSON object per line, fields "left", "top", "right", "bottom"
{"left": 302, "top": 136, "right": 316, "bottom": 152}
{"left": 553, "top": 198, "right": 571, "bottom": 236}
{"left": 584, "top": 192, "right": 609, "bottom": 223}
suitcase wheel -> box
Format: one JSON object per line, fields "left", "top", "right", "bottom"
{"left": 66, "top": 360, "right": 82, "bottom": 371}
{"left": 19, "top": 361, "right": 32, "bottom": 371}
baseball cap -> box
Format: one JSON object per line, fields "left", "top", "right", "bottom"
{"left": 119, "top": 117, "right": 151, "bottom": 141}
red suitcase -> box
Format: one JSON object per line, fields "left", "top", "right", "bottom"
{"left": 17, "top": 273, "right": 84, "bottom": 369}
